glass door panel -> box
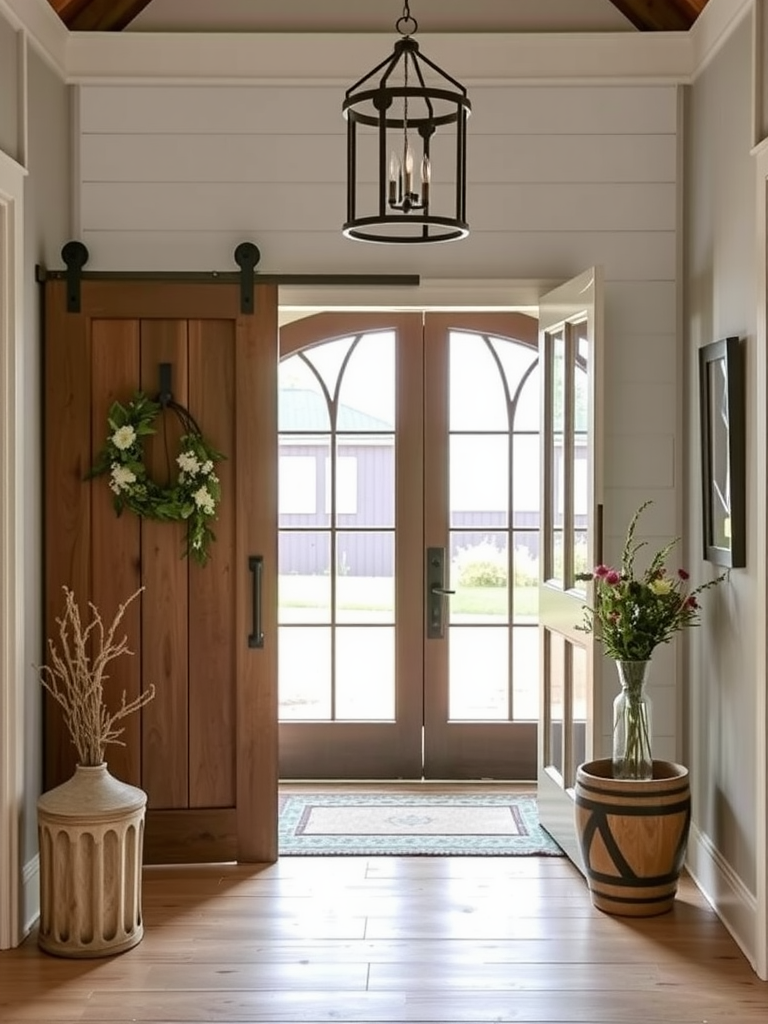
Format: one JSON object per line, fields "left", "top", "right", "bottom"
{"left": 571, "top": 645, "right": 588, "bottom": 784}
{"left": 448, "top": 628, "right": 509, "bottom": 719}
{"left": 335, "top": 627, "right": 395, "bottom": 719}
{"left": 424, "top": 313, "right": 541, "bottom": 780}
{"left": 547, "top": 631, "right": 566, "bottom": 779}
{"left": 278, "top": 314, "right": 423, "bottom": 778}
{"left": 279, "top": 627, "right": 332, "bottom": 720}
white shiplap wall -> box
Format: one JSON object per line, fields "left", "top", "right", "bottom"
{"left": 76, "top": 75, "right": 681, "bottom": 759}
{"left": 77, "top": 82, "right": 677, "bottom": 279}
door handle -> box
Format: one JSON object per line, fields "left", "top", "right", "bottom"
{"left": 595, "top": 502, "right": 604, "bottom": 570}
{"left": 248, "top": 555, "right": 264, "bottom": 649}
{"left": 427, "top": 547, "right": 454, "bottom": 639}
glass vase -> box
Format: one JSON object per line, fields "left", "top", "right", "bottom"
{"left": 613, "top": 660, "right": 653, "bottom": 780}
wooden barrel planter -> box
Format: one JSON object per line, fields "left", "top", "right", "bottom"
{"left": 574, "top": 758, "right": 691, "bottom": 917}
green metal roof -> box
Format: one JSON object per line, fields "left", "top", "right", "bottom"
{"left": 279, "top": 388, "right": 394, "bottom": 432}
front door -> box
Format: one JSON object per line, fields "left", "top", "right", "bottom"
{"left": 536, "top": 267, "right": 604, "bottom": 866}
{"left": 278, "top": 311, "right": 542, "bottom": 780}
{"left": 43, "top": 278, "right": 279, "bottom": 864}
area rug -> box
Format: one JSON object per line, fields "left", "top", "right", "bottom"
{"left": 278, "top": 791, "right": 564, "bottom": 856}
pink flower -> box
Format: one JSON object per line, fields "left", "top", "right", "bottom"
{"left": 575, "top": 500, "right": 727, "bottom": 661}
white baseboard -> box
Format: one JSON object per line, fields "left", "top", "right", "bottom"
{"left": 686, "top": 822, "right": 762, "bottom": 978}
{"left": 21, "top": 854, "right": 39, "bottom": 940}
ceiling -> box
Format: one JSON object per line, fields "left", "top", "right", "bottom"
{"left": 47, "top": 0, "right": 710, "bottom": 34}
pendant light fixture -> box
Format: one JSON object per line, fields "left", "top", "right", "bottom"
{"left": 342, "top": 1, "right": 471, "bottom": 244}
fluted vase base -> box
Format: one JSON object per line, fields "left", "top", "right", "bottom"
{"left": 37, "top": 764, "right": 147, "bottom": 958}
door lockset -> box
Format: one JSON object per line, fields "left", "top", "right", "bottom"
{"left": 426, "top": 547, "right": 455, "bottom": 639}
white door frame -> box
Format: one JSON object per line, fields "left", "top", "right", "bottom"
{"left": 0, "top": 148, "right": 27, "bottom": 950}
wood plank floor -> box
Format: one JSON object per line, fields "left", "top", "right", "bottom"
{"left": 1, "top": 854, "right": 767, "bottom": 1023}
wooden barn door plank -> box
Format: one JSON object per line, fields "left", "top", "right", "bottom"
{"left": 90, "top": 318, "right": 142, "bottom": 787}
{"left": 139, "top": 319, "right": 190, "bottom": 809}
{"left": 236, "top": 288, "right": 278, "bottom": 862}
{"left": 43, "top": 280, "right": 92, "bottom": 789}
{"left": 188, "top": 319, "right": 236, "bottom": 809}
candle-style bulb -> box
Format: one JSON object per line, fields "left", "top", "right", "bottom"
{"left": 389, "top": 152, "right": 400, "bottom": 203}
{"left": 404, "top": 143, "right": 413, "bottom": 195}
{"left": 421, "top": 154, "right": 431, "bottom": 206}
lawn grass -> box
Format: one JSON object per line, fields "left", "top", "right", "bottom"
{"left": 279, "top": 575, "right": 539, "bottom": 616}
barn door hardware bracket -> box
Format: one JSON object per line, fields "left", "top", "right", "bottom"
{"left": 234, "top": 242, "right": 261, "bottom": 315}
{"left": 61, "top": 241, "right": 89, "bottom": 313}
{"left": 154, "top": 365, "right": 203, "bottom": 435}
{"left": 36, "top": 238, "right": 420, "bottom": 299}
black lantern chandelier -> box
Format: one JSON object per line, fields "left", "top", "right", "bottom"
{"left": 342, "top": 1, "right": 471, "bottom": 244}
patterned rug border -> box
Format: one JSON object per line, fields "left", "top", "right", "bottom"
{"left": 278, "top": 792, "right": 564, "bottom": 857}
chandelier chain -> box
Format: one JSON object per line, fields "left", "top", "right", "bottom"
{"left": 396, "top": 0, "right": 417, "bottom": 37}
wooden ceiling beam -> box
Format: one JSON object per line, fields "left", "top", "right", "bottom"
{"left": 48, "top": 0, "right": 92, "bottom": 24}
{"left": 51, "top": 0, "right": 154, "bottom": 31}
{"left": 48, "top": 0, "right": 709, "bottom": 33}
{"left": 608, "top": 0, "right": 709, "bottom": 32}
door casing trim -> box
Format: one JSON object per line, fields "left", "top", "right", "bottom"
{"left": 0, "top": 149, "right": 28, "bottom": 949}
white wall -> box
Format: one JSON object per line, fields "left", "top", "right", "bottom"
{"left": 21, "top": 42, "right": 70, "bottom": 925}
{"left": 683, "top": 6, "right": 763, "bottom": 975}
{"left": 76, "top": 80, "right": 678, "bottom": 280}
{"left": 0, "top": 0, "right": 70, "bottom": 941}
{"left": 0, "top": 15, "right": 18, "bottom": 161}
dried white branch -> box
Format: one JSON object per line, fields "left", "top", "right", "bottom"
{"left": 37, "top": 586, "right": 156, "bottom": 766}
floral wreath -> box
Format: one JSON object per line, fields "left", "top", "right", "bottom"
{"left": 88, "top": 391, "right": 224, "bottom": 567}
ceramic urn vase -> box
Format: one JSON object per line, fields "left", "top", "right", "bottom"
{"left": 37, "top": 763, "right": 147, "bottom": 957}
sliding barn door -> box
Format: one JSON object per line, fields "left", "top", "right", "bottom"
{"left": 43, "top": 279, "right": 278, "bottom": 864}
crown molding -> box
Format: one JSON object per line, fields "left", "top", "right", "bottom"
{"left": 0, "top": 0, "right": 67, "bottom": 77}
{"left": 1, "top": 1, "right": 749, "bottom": 87}
{"left": 63, "top": 31, "right": 695, "bottom": 86}
{"left": 691, "top": 0, "right": 752, "bottom": 77}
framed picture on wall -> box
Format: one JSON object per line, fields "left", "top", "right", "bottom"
{"left": 698, "top": 336, "right": 745, "bottom": 568}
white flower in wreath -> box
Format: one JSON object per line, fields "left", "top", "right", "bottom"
{"left": 193, "top": 486, "right": 216, "bottom": 516}
{"left": 112, "top": 425, "right": 137, "bottom": 451}
{"left": 201, "top": 460, "right": 213, "bottom": 475}
{"left": 177, "top": 451, "right": 202, "bottom": 475}
{"left": 109, "top": 464, "right": 137, "bottom": 494}
{"left": 90, "top": 391, "right": 225, "bottom": 566}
